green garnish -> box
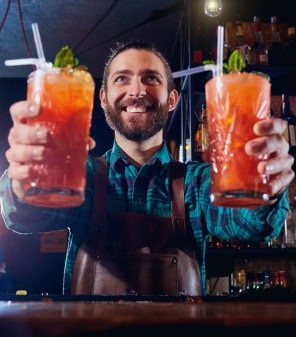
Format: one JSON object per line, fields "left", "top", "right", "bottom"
{"left": 223, "top": 49, "right": 245, "bottom": 73}
{"left": 53, "top": 45, "right": 80, "bottom": 69}
{"left": 202, "top": 49, "right": 246, "bottom": 73}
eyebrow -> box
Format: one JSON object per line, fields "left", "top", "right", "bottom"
{"left": 110, "top": 69, "right": 164, "bottom": 79}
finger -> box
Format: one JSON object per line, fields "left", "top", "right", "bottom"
{"left": 8, "top": 125, "right": 48, "bottom": 146}
{"left": 245, "top": 134, "right": 289, "bottom": 158}
{"left": 265, "top": 168, "right": 295, "bottom": 196}
{"left": 6, "top": 145, "right": 45, "bottom": 164}
{"left": 7, "top": 163, "right": 31, "bottom": 181}
{"left": 257, "top": 154, "right": 294, "bottom": 175}
{"left": 10, "top": 101, "right": 40, "bottom": 124}
{"left": 87, "top": 137, "right": 96, "bottom": 151}
{"left": 253, "top": 118, "right": 287, "bottom": 136}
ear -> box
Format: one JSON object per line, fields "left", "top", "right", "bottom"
{"left": 168, "top": 89, "right": 178, "bottom": 112}
{"left": 99, "top": 88, "right": 107, "bottom": 110}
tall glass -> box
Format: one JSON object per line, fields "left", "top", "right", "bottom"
{"left": 205, "top": 72, "right": 271, "bottom": 207}
{"left": 24, "top": 68, "right": 95, "bottom": 208}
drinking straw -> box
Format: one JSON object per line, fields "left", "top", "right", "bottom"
{"left": 172, "top": 64, "right": 217, "bottom": 79}
{"left": 32, "top": 23, "right": 46, "bottom": 64}
{"left": 4, "top": 22, "right": 50, "bottom": 70}
{"left": 216, "top": 25, "right": 224, "bottom": 77}
{"left": 5, "top": 58, "right": 42, "bottom": 67}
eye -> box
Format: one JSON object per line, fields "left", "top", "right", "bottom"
{"left": 143, "top": 74, "right": 161, "bottom": 84}
{"left": 114, "top": 75, "right": 129, "bottom": 84}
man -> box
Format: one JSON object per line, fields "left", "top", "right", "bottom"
{"left": 0, "top": 41, "right": 294, "bottom": 296}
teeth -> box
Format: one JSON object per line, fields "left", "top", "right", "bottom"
{"left": 126, "top": 106, "right": 146, "bottom": 113}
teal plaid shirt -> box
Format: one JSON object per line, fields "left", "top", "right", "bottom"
{"left": 0, "top": 142, "right": 289, "bottom": 295}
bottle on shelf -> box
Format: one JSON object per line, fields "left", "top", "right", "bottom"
{"left": 268, "top": 16, "right": 284, "bottom": 66}
{"left": 247, "top": 16, "right": 268, "bottom": 66}
{"left": 207, "top": 234, "right": 223, "bottom": 249}
{"left": 280, "top": 94, "right": 296, "bottom": 149}
{"left": 194, "top": 104, "right": 209, "bottom": 158}
{"left": 284, "top": 26, "right": 296, "bottom": 66}
{"left": 282, "top": 193, "right": 296, "bottom": 247}
{"left": 232, "top": 21, "right": 250, "bottom": 64}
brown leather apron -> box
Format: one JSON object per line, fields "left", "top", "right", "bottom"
{"left": 71, "top": 158, "right": 201, "bottom": 296}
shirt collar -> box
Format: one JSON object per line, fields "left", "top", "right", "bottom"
{"left": 109, "top": 141, "right": 174, "bottom": 172}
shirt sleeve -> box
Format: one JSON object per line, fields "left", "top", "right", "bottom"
{"left": 185, "top": 162, "right": 289, "bottom": 243}
{"left": 0, "top": 159, "right": 95, "bottom": 234}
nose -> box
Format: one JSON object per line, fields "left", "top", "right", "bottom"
{"left": 129, "top": 78, "right": 146, "bottom": 97}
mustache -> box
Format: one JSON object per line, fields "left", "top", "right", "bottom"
{"left": 116, "top": 97, "right": 157, "bottom": 109}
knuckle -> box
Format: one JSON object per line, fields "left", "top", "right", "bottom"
{"left": 7, "top": 128, "right": 16, "bottom": 145}
{"left": 5, "top": 148, "right": 14, "bottom": 162}
{"left": 288, "top": 154, "right": 295, "bottom": 166}
{"left": 5, "top": 149, "right": 11, "bottom": 162}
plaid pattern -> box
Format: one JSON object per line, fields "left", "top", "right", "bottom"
{"left": 0, "top": 142, "right": 289, "bottom": 295}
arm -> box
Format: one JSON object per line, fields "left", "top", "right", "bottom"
{"left": 187, "top": 118, "right": 293, "bottom": 242}
{"left": 0, "top": 160, "right": 94, "bottom": 234}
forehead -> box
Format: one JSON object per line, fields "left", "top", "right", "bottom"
{"left": 108, "top": 49, "right": 166, "bottom": 77}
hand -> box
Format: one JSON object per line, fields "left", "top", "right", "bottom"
{"left": 6, "top": 101, "right": 47, "bottom": 199}
{"left": 5, "top": 101, "right": 96, "bottom": 199}
{"left": 245, "top": 118, "right": 295, "bottom": 200}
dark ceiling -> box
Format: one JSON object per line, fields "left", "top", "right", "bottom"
{"left": 1, "top": 0, "right": 295, "bottom": 79}
{"left": 0, "top": 0, "right": 185, "bottom": 79}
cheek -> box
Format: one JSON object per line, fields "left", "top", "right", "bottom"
{"left": 107, "top": 87, "right": 126, "bottom": 104}
{"left": 150, "top": 89, "right": 169, "bottom": 104}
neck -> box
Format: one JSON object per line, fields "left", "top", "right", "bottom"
{"left": 114, "top": 130, "right": 164, "bottom": 167}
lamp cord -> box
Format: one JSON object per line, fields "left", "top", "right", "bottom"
{"left": 0, "top": 0, "right": 11, "bottom": 33}
{"left": 17, "top": 0, "right": 32, "bottom": 58}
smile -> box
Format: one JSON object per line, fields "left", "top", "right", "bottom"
{"left": 123, "top": 105, "right": 152, "bottom": 113}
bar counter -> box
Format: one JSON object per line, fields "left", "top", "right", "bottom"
{"left": 1, "top": 295, "right": 296, "bottom": 337}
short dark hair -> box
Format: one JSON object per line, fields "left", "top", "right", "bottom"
{"left": 101, "top": 40, "right": 174, "bottom": 93}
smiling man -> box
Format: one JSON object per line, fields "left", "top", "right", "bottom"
{"left": 0, "top": 41, "right": 294, "bottom": 296}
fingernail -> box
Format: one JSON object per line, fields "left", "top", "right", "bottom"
{"left": 32, "top": 147, "right": 44, "bottom": 160}
{"left": 36, "top": 129, "right": 47, "bottom": 143}
{"left": 257, "top": 153, "right": 269, "bottom": 160}
{"left": 28, "top": 103, "right": 40, "bottom": 116}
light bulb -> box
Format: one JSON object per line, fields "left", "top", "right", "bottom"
{"left": 204, "top": 0, "right": 222, "bottom": 17}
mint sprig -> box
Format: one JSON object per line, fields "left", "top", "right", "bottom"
{"left": 53, "top": 45, "right": 79, "bottom": 68}
{"left": 223, "top": 49, "right": 245, "bottom": 73}
{"left": 202, "top": 49, "right": 246, "bottom": 73}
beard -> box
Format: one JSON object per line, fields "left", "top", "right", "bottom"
{"left": 103, "top": 96, "right": 170, "bottom": 142}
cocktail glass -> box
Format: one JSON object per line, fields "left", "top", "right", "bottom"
{"left": 23, "top": 67, "right": 95, "bottom": 207}
{"left": 205, "top": 72, "right": 271, "bottom": 207}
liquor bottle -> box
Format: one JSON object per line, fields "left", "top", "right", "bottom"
{"left": 194, "top": 104, "right": 209, "bottom": 157}
{"left": 268, "top": 16, "right": 284, "bottom": 66}
{"left": 247, "top": 16, "right": 268, "bottom": 66}
{"left": 282, "top": 193, "right": 296, "bottom": 247}
{"left": 232, "top": 21, "right": 250, "bottom": 64}
{"left": 280, "top": 94, "right": 296, "bottom": 149}
{"left": 284, "top": 26, "right": 296, "bottom": 66}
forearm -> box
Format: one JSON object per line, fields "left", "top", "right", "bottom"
{"left": 206, "top": 189, "right": 289, "bottom": 241}
{"left": 0, "top": 170, "right": 89, "bottom": 234}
